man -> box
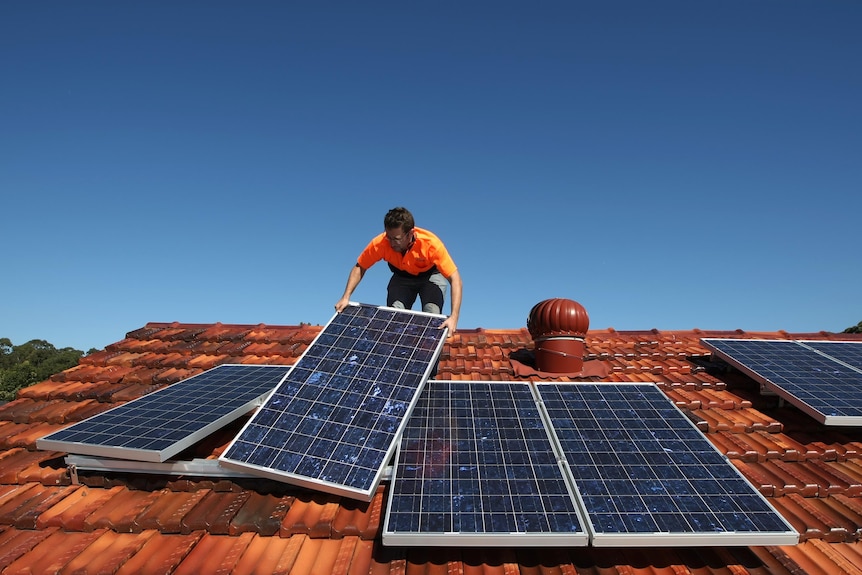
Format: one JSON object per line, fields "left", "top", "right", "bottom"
{"left": 335, "top": 207, "right": 461, "bottom": 335}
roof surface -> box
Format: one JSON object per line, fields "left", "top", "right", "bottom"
{"left": 2, "top": 320, "right": 862, "bottom": 574}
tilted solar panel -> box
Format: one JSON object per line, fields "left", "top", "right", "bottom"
{"left": 537, "top": 382, "right": 798, "bottom": 547}
{"left": 383, "top": 380, "right": 588, "bottom": 547}
{"left": 702, "top": 338, "right": 862, "bottom": 426}
{"left": 803, "top": 340, "right": 862, "bottom": 372}
{"left": 37, "top": 364, "right": 291, "bottom": 462}
{"left": 219, "top": 303, "right": 447, "bottom": 501}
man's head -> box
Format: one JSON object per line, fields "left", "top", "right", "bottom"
{"left": 384, "top": 207, "right": 415, "bottom": 252}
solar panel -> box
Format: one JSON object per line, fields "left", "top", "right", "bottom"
{"left": 804, "top": 341, "right": 862, "bottom": 371}
{"left": 702, "top": 338, "right": 862, "bottom": 426}
{"left": 536, "top": 382, "right": 798, "bottom": 547}
{"left": 36, "top": 364, "right": 290, "bottom": 462}
{"left": 219, "top": 304, "right": 447, "bottom": 501}
{"left": 383, "top": 380, "right": 588, "bottom": 547}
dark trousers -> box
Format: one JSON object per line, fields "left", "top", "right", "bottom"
{"left": 387, "top": 271, "right": 447, "bottom": 314}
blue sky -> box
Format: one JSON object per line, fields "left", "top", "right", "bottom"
{"left": 2, "top": 1, "right": 860, "bottom": 352}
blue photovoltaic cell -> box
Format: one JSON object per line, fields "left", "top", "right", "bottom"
{"left": 537, "top": 383, "right": 797, "bottom": 546}
{"left": 383, "top": 381, "right": 588, "bottom": 547}
{"left": 702, "top": 338, "right": 862, "bottom": 426}
{"left": 219, "top": 304, "right": 447, "bottom": 501}
{"left": 804, "top": 341, "right": 862, "bottom": 372}
{"left": 36, "top": 364, "right": 290, "bottom": 462}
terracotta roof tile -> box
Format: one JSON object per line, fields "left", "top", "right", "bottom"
{"left": 109, "top": 382, "right": 167, "bottom": 403}
{"left": 172, "top": 531, "right": 257, "bottom": 574}
{"left": 770, "top": 495, "right": 847, "bottom": 542}
{"left": 0, "top": 398, "right": 43, "bottom": 424}
{"left": 43, "top": 380, "right": 117, "bottom": 401}
{"left": 197, "top": 323, "right": 252, "bottom": 342}
{"left": 244, "top": 341, "right": 282, "bottom": 356}
{"left": 85, "top": 364, "right": 137, "bottom": 383}
{"left": 147, "top": 325, "right": 198, "bottom": 342}
{"left": 27, "top": 398, "right": 104, "bottom": 424}
{"left": 827, "top": 495, "right": 862, "bottom": 533}
{"left": 280, "top": 492, "right": 343, "bottom": 538}
{"left": 240, "top": 354, "right": 287, "bottom": 365}
{"left": 736, "top": 460, "right": 819, "bottom": 497}
{"left": 15, "top": 455, "right": 68, "bottom": 486}
{"left": 106, "top": 351, "right": 147, "bottom": 367}
{"left": 16, "top": 379, "right": 84, "bottom": 400}
{"left": 180, "top": 490, "right": 250, "bottom": 535}
{"left": 2, "top": 527, "right": 107, "bottom": 573}
{"left": 13, "top": 380, "right": 56, "bottom": 401}
{"left": 331, "top": 488, "right": 383, "bottom": 540}
{"left": 258, "top": 341, "right": 310, "bottom": 358}
{"left": 0, "top": 482, "right": 42, "bottom": 519}
{"left": 842, "top": 458, "right": 862, "bottom": 482}
{"left": 5, "top": 322, "right": 862, "bottom": 573}
{"left": 34, "top": 484, "right": 124, "bottom": 531}
{"left": 158, "top": 352, "right": 193, "bottom": 368}
{"left": 113, "top": 530, "right": 204, "bottom": 575}
{"left": 132, "top": 489, "right": 211, "bottom": 533}
{"left": 805, "top": 460, "right": 862, "bottom": 497}
{"left": 111, "top": 338, "right": 160, "bottom": 354}
{"left": 67, "top": 529, "right": 160, "bottom": 574}
{"left": 803, "top": 539, "right": 862, "bottom": 573}
{"left": 227, "top": 532, "right": 301, "bottom": 575}
{"left": 147, "top": 367, "right": 195, "bottom": 384}
{"left": 692, "top": 407, "right": 783, "bottom": 434}
{"left": 3, "top": 485, "right": 79, "bottom": 530}
{"left": 787, "top": 496, "right": 862, "bottom": 542}
{"left": 187, "top": 354, "right": 232, "bottom": 369}
{"left": 725, "top": 407, "right": 783, "bottom": 433}
{"left": 78, "top": 349, "right": 124, "bottom": 367}
{"left": 0, "top": 525, "right": 58, "bottom": 569}
{"left": 124, "top": 325, "right": 170, "bottom": 340}
{"left": 287, "top": 537, "right": 355, "bottom": 575}
{"left": 122, "top": 366, "right": 174, "bottom": 384}
{"left": 229, "top": 491, "right": 294, "bottom": 537}
{"left": 166, "top": 476, "right": 243, "bottom": 493}
{"left": 216, "top": 340, "right": 254, "bottom": 356}
{"left": 84, "top": 487, "right": 161, "bottom": 532}
{"left": 0, "top": 422, "right": 63, "bottom": 451}
{"left": 245, "top": 325, "right": 300, "bottom": 344}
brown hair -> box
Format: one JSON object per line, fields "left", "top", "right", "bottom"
{"left": 384, "top": 207, "right": 414, "bottom": 232}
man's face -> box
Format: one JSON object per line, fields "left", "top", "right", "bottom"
{"left": 386, "top": 227, "right": 413, "bottom": 253}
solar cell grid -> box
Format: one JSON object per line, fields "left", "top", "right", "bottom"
{"left": 383, "top": 380, "right": 588, "bottom": 546}
{"left": 37, "top": 364, "right": 291, "bottom": 462}
{"left": 804, "top": 340, "right": 862, "bottom": 371}
{"left": 537, "top": 382, "right": 797, "bottom": 546}
{"left": 219, "top": 304, "right": 447, "bottom": 500}
{"left": 702, "top": 338, "right": 862, "bottom": 425}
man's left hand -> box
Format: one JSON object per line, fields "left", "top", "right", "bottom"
{"left": 439, "top": 316, "right": 457, "bottom": 336}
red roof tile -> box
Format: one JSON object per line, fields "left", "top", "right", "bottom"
{"left": 133, "top": 489, "right": 211, "bottom": 533}
{"left": 113, "top": 530, "right": 203, "bottom": 575}
{"left": 3, "top": 321, "right": 862, "bottom": 573}
{"left": 180, "top": 490, "right": 250, "bottom": 535}
{"left": 0, "top": 525, "right": 58, "bottom": 569}
{"left": 85, "top": 487, "right": 161, "bottom": 532}
{"left": 172, "top": 530, "right": 257, "bottom": 574}
{"left": 2, "top": 528, "right": 106, "bottom": 573}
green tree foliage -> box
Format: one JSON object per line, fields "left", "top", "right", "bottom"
{"left": 844, "top": 321, "right": 862, "bottom": 334}
{"left": 0, "top": 338, "right": 87, "bottom": 402}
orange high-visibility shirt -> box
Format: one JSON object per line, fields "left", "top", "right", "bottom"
{"left": 357, "top": 227, "right": 457, "bottom": 278}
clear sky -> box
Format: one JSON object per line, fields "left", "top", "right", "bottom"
{"left": 2, "top": 1, "right": 860, "bottom": 352}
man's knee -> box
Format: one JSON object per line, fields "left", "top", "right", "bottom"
{"left": 423, "top": 302, "right": 441, "bottom": 314}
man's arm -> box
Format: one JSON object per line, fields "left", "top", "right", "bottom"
{"left": 335, "top": 264, "right": 366, "bottom": 312}
{"left": 440, "top": 269, "right": 461, "bottom": 335}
